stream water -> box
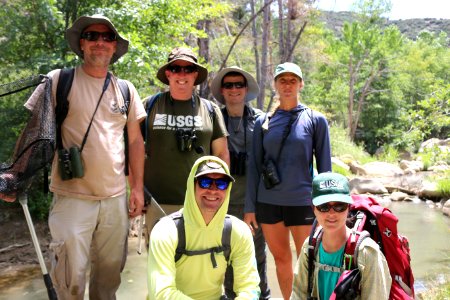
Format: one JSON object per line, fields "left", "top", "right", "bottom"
{"left": 0, "top": 201, "right": 448, "bottom": 299}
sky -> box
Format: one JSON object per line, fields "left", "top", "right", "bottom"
{"left": 316, "top": 0, "right": 450, "bottom": 20}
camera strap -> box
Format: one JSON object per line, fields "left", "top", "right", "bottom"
{"left": 79, "top": 72, "right": 112, "bottom": 153}
{"left": 273, "top": 109, "right": 303, "bottom": 163}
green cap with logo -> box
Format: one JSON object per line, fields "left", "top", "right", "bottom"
{"left": 312, "top": 172, "right": 353, "bottom": 206}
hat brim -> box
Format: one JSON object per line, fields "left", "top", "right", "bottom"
{"left": 312, "top": 194, "right": 353, "bottom": 206}
{"left": 194, "top": 170, "right": 235, "bottom": 182}
{"left": 210, "top": 67, "right": 259, "bottom": 104}
{"left": 274, "top": 70, "right": 303, "bottom": 81}
{"left": 157, "top": 58, "right": 208, "bottom": 86}
{"left": 66, "top": 15, "right": 129, "bottom": 64}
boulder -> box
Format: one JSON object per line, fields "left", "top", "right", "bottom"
{"left": 399, "top": 160, "right": 424, "bottom": 172}
{"left": 331, "top": 157, "right": 350, "bottom": 171}
{"left": 418, "top": 181, "right": 442, "bottom": 198}
{"left": 442, "top": 199, "right": 450, "bottom": 217}
{"left": 390, "top": 191, "right": 409, "bottom": 201}
{"left": 419, "top": 138, "right": 450, "bottom": 152}
{"left": 362, "top": 161, "right": 404, "bottom": 177}
{"left": 349, "top": 177, "right": 388, "bottom": 194}
{"left": 348, "top": 161, "right": 367, "bottom": 175}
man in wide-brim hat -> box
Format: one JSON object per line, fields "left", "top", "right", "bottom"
{"left": 211, "top": 66, "right": 271, "bottom": 299}
{"left": 24, "top": 14, "right": 147, "bottom": 299}
{"left": 142, "top": 47, "right": 229, "bottom": 247}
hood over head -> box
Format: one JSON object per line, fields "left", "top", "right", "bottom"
{"left": 183, "top": 156, "right": 232, "bottom": 229}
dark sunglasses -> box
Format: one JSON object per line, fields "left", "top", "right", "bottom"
{"left": 222, "top": 82, "right": 246, "bottom": 89}
{"left": 167, "top": 65, "right": 198, "bottom": 74}
{"left": 81, "top": 31, "right": 117, "bottom": 42}
{"left": 316, "top": 202, "right": 349, "bottom": 213}
{"left": 196, "top": 177, "right": 231, "bottom": 191}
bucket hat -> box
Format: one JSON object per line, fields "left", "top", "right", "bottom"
{"left": 312, "top": 173, "right": 353, "bottom": 206}
{"left": 66, "top": 14, "right": 129, "bottom": 64}
{"left": 210, "top": 66, "right": 259, "bottom": 104}
{"left": 157, "top": 47, "right": 208, "bottom": 85}
{"left": 274, "top": 62, "right": 303, "bottom": 80}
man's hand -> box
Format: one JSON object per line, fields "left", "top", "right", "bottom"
{"left": 244, "top": 212, "right": 258, "bottom": 236}
{"left": 0, "top": 193, "right": 16, "bottom": 202}
{"left": 128, "top": 188, "right": 144, "bottom": 218}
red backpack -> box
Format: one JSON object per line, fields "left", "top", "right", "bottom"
{"left": 307, "top": 194, "right": 415, "bottom": 300}
{"left": 349, "top": 194, "right": 415, "bottom": 299}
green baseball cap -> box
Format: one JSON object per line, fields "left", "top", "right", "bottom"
{"left": 274, "top": 62, "right": 303, "bottom": 80}
{"left": 312, "top": 173, "right": 353, "bottom": 206}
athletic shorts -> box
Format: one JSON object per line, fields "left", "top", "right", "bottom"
{"left": 256, "top": 202, "right": 315, "bottom": 226}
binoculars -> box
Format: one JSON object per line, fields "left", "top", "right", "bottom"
{"left": 230, "top": 151, "right": 247, "bottom": 176}
{"left": 261, "top": 159, "right": 281, "bottom": 189}
{"left": 175, "top": 128, "right": 198, "bottom": 152}
{"left": 58, "top": 146, "right": 84, "bottom": 180}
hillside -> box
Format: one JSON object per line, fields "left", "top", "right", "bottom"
{"left": 319, "top": 10, "right": 450, "bottom": 40}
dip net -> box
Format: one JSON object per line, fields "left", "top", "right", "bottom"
{"left": 0, "top": 75, "right": 55, "bottom": 198}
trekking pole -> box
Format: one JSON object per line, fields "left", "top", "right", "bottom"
{"left": 137, "top": 214, "right": 144, "bottom": 255}
{"left": 18, "top": 193, "right": 58, "bottom": 300}
{"left": 137, "top": 187, "right": 167, "bottom": 254}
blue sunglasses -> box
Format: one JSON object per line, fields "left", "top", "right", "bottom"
{"left": 196, "top": 177, "right": 231, "bottom": 191}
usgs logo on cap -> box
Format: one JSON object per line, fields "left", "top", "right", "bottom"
{"left": 319, "top": 179, "right": 345, "bottom": 191}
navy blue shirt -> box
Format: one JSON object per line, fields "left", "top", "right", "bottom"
{"left": 245, "top": 103, "right": 332, "bottom": 211}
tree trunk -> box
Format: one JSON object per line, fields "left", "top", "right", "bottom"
{"left": 278, "top": 0, "right": 284, "bottom": 62}
{"left": 250, "top": 0, "right": 261, "bottom": 105}
{"left": 197, "top": 20, "right": 211, "bottom": 99}
{"left": 259, "top": 0, "right": 272, "bottom": 110}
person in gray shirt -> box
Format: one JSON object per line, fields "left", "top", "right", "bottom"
{"left": 211, "top": 66, "right": 270, "bottom": 299}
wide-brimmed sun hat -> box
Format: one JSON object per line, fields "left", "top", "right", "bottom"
{"left": 66, "top": 14, "right": 129, "bottom": 64}
{"left": 274, "top": 62, "right": 303, "bottom": 80}
{"left": 156, "top": 47, "right": 208, "bottom": 85}
{"left": 210, "top": 66, "right": 260, "bottom": 104}
{"left": 312, "top": 172, "right": 353, "bottom": 206}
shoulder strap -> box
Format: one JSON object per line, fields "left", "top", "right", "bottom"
{"left": 142, "top": 93, "right": 162, "bottom": 149}
{"left": 222, "top": 215, "right": 232, "bottom": 262}
{"left": 307, "top": 219, "right": 322, "bottom": 299}
{"left": 55, "top": 68, "right": 75, "bottom": 150}
{"left": 117, "top": 79, "right": 131, "bottom": 175}
{"left": 171, "top": 211, "right": 185, "bottom": 263}
{"left": 200, "top": 98, "right": 216, "bottom": 122}
{"left": 117, "top": 79, "right": 130, "bottom": 115}
{"left": 343, "top": 230, "right": 370, "bottom": 270}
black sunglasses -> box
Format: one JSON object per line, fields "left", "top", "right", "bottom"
{"left": 222, "top": 82, "right": 246, "bottom": 89}
{"left": 196, "top": 176, "right": 231, "bottom": 191}
{"left": 316, "top": 202, "right": 349, "bottom": 213}
{"left": 167, "top": 65, "right": 198, "bottom": 74}
{"left": 81, "top": 31, "right": 117, "bottom": 42}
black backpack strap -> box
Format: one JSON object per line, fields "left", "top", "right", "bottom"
{"left": 307, "top": 218, "right": 321, "bottom": 300}
{"left": 222, "top": 215, "right": 232, "bottom": 263}
{"left": 141, "top": 93, "right": 162, "bottom": 152}
{"left": 171, "top": 211, "right": 185, "bottom": 263}
{"left": 55, "top": 68, "right": 75, "bottom": 150}
{"left": 116, "top": 79, "right": 131, "bottom": 175}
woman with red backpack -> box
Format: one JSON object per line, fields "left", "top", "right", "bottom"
{"left": 291, "top": 173, "right": 392, "bottom": 300}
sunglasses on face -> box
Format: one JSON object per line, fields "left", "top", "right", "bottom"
{"left": 222, "top": 82, "right": 246, "bottom": 89}
{"left": 196, "top": 176, "right": 231, "bottom": 191}
{"left": 81, "top": 31, "right": 117, "bottom": 42}
{"left": 315, "top": 202, "right": 349, "bottom": 213}
{"left": 167, "top": 64, "right": 198, "bottom": 74}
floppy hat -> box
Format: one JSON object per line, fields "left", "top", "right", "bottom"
{"left": 312, "top": 172, "right": 353, "bottom": 206}
{"left": 157, "top": 47, "right": 208, "bottom": 85}
{"left": 210, "top": 66, "right": 260, "bottom": 104}
{"left": 66, "top": 14, "right": 129, "bottom": 64}
{"left": 195, "top": 160, "right": 235, "bottom": 182}
{"left": 274, "top": 62, "right": 303, "bottom": 80}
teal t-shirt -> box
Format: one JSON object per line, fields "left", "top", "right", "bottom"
{"left": 318, "top": 242, "right": 345, "bottom": 300}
